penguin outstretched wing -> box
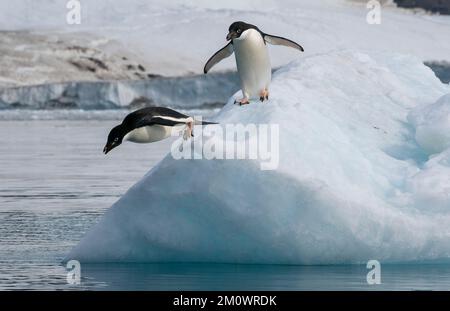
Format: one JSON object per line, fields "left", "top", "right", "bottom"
{"left": 135, "top": 116, "right": 187, "bottom": 128}
{"left": 263, "top": 34, "right": 304, "bottom": 52}
{"left": 204, "top": 42, "right": 234, "bottom": 74}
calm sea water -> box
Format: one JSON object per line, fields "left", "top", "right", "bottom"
{"left": 1, "top": 116, "right": 450, "bottom": 291}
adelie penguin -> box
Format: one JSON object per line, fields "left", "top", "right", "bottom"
{"left": 204, "top": 21, "right": 304, "bottom": 105}
{"left": 103, "top": 107, "right": 216, "bottom": 154}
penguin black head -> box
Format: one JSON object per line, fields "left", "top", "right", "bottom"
{"left": 103, "top": 124, "right": 126, "bottom": 154}
{"left": 226, "top": 21, "right": 258, "bottom": 41}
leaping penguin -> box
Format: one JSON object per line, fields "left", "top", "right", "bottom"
{"left": 103, "top": 107, "right": 216, "bottom": 154}
{"left": 204, "top": 21, "right": 304, "bottom": 105}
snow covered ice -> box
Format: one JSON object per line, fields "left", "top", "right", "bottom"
{"left": 1, "top": 1, "right": 450, "bottom": 77}
{"left": 67, "top": 50, "right": 450, "bottom": 264}
{"left": 409, "top": 94, "right": 450, "bottom": 155}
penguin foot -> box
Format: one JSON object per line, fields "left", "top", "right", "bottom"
{"left": 259, "top": 90, "right": 269, "bottom": 102}
{"left": 183, "top": 121, "right": 194, "bottom": 140}
{"left": 234, "top": 98, "right": 250, "bottom": 106}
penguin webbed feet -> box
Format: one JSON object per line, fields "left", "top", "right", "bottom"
{"left": 259, "top": 89, "right": 269, "bottom": 102}
{"left": 182, "top": 121, "right": 194, "bottom": 141}
{"left": 234, "top": 98, "right": 250, "bottom": 106}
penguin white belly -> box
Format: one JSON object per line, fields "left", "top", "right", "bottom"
{"left": 233, "top": 29, "right": 271, "bottom": 99}
{"left": 124, "top": 125, "right": 173, "bottom": 143}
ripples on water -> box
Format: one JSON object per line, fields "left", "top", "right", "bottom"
{"left": 0, "top": 117, "right": 172, "bottom": 290}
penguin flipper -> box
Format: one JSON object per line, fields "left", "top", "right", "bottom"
{"left": 264, "top": 34, "right": 304, "bottom": 52}
{"left": 135, "top": 116, "right": 187, "bottom": 128}
{"left": 203, "top": 42, "right": 234, "bottom": 74}
{"left": 194, "top": 120, "right": 218, "bottom": 125}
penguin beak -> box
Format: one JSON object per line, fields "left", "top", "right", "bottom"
{"left": 103, "top": 143, "right": 116, "bottom": 155}
{"left": 226, "top": 31, "right": 238, "bottom": 41}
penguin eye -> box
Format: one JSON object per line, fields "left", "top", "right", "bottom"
{"left": 237, "top": 29, "right": 241, "bottom": 33}
{"left": 114, "top": 137, "right": 119, "bottom": 142}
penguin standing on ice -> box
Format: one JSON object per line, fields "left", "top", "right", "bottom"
{"left": 103, "top": 107, "right": 216, "bottom": 154}
{"left": 204, "top": 21, "right": 304, "bottom": 105}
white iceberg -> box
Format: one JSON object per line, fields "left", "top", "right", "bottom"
{"left": 67, "top": 50, "right": 450, "bottom": 264}
{"left": 409, "top": 94, "right": 450, "bottom": 155}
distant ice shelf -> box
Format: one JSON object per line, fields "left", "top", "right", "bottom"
{"left": 67, "top": 50, "right": 450, "bottom": 264}
{"left": 0, "top": 71, "right": 239, "bottom": 111}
